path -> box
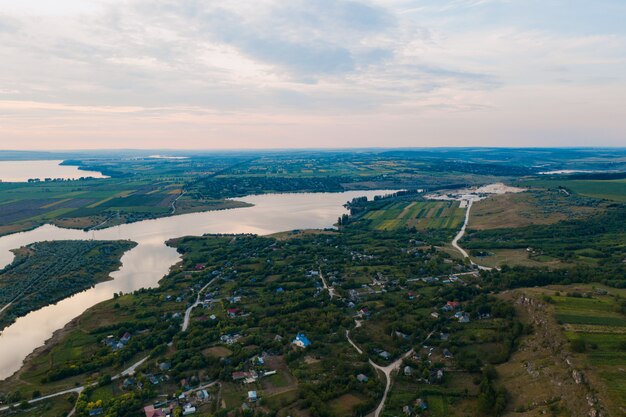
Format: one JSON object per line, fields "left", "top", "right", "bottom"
{"left": 182, "top": 277, "right": 217, "bottom": 332}
{"left": 0, "top": 354, "right": 150, "bottom": 413}
{"left": 0, "top": 301, "right": 12, "bottom": 315}
{"left": 318, "top": 269, "right": 337, "bottom": 299}
{"left": 451, "top": 200, "right": 491, "bottom": 271}
{"left": 0, "top": 386, "right": 84, "bottom": 412}
{"left": 112, "top": 356, "right": 149, "bottom": 380}
{"left": 346, "top": 320, "right": 434, "bottom": 417}
{"left": 170, "top": 191, "right": 185, "bottom": 215}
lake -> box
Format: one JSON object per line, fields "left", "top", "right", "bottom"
{"left": 0, "top": 190, "right": 394, "bottom": 379}
{"left": 0, "top": 160, "right": 108, "bottom": 182}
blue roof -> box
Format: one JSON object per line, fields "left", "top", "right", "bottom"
{"left": 295, "top": 332, "right": 311, "bottom": 347}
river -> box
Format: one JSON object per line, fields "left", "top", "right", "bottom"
{"left": 0, "top": 190, "right": 393, "bottom": 379}
{"left": 0, "top": 160, "right": 108, "bottom": 182}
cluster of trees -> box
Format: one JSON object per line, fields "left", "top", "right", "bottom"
{"left": 0, "top": 240, "right": 136, "bottom": 329}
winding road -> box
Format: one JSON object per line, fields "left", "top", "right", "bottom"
{"left": 451, "top": 200, "right": 491, "bottom": 271}
{"left": 346, "top": 320, "right": 434, "bottom": 417}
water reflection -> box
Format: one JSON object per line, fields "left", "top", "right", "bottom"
{"left": 0, "top": 190, "right": 393, "bottom": 379}
{"left": 0, "top": 160, "right": 107, "bottom": 182}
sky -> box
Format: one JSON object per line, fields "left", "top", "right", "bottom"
{"left": 0, "top": 0, "right": 625, "bottom": 150}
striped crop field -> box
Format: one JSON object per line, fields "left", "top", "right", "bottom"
{"left": 363, "top": 200, "right": 465, "bottom": 230}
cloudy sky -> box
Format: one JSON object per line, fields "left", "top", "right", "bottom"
{"left": 0, "top": 0, "right": 625, "bottom": 149}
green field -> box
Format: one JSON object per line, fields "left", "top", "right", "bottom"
{"left": 551, "top": 291, "right": 626, "bottom": 412}
{"left": 524, "top": 178, "right": 626, "bottom": 202}
{"left": 362, "top": 200, "right": 465, "bottom": 230}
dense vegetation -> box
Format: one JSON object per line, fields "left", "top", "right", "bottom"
{"left": 0, "top": 240, "right": 136, "bottom": 329}
{"left": 1, "top": 148, "right": 626, "bottom": 416}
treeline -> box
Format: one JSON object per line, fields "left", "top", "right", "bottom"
{"left": 464, "top": 204, "right": 626, "bottom": 279}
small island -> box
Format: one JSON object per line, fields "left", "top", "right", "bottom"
{"left": 0, "top": 240, "right": 137, "bottom": 330}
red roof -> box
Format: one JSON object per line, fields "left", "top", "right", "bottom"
{"left": 227, "top": 308, "right": 239, "bottom": 314}
{"left": 144, "top": 406, "right": 164, "bottom": 417}
{"left": 447, "top": 301, "right": 460, "bottom": 308}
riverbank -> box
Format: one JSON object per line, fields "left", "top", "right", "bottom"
{"left": 0, "top": 240, "right": 137, "bottom": 330}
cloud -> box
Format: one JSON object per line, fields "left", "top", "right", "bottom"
{"left": 0, "top": 0, "right": 624, "bottom": 148}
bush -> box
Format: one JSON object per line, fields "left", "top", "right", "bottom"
{"left": 570, "top": 339, "right": 586, "bottom": 353}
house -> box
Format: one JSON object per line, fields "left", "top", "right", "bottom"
{"left": 143, "top": 405, "right": 164, "bottom": 417}
{"left": 122, "top": 378, "right": 135, "bottom": 389}
{"left": 220, "top": 333, "right": 242, "bottom": 345}
{"left": 148, "top": 375, "right": 159, "bottom": 385}
{"left": 159, "top": 362, "right": 171, "bottom": 372}
{"left": 196, "top": 390, "right": 209, "bottom": 400}
{"left": 227, "top": 308, "right": 240, "bottom": 317}
{"left": 275, "top": 287, "right": 284, "bottom": 293}
{"left": 458, "top": 313, "right": 470, "bottom": 323}
{"left": 194, "top": 263, "right": 205, "bottom": 271}
{"left": 430, "top": 312, "right": 440, "bottom": 319}
{"left": 356, "top": 374, "right": 369, "bottom": 383}
{"left": 379, "top": 351, "right": 391, "bottom": 360}
{"left": 358, "top": 307, "right": 370, "bottom": 317}
{"left": 89, "top": 409, "right": 104, "bottom": 416}
{"left": 402, "top": 405, "right": 414, "bottom": 416}
{"left": 183, "top": 404, "right": 197, "bottom": 415}
{"left": 248, "top": 390, "right": 258, "bottom": 402}
{"left": 415, "top": 398, "right": 428, "bottom": 410}
{"left": 443, "top": 349, "right": 453, "bottom": 359}
{"left": 121, "top": 332, "right": 132, "bottom": 344}
{"left": 440, "top": 332, "right": 449, "bottom": 341}
{"left": 404, "top": 366, "right": 413, "bottom": 376}
{"left": 232, "top": 371, "right": 252, "bottom": 381}
{"left": 292, "top": 332, "right": 311, "bottom": 348}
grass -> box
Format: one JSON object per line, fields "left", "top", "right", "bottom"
{"left": 541, "top": 287, "right": 626, "bottom": 412}
{"left": 523, "top": 178, "right": 626, "bottom": 202}
{"left": 328, "top": 393, "right": 366, "bottom": 416}
{"left": 363, "top": 200, "right": 464, "bottom": 231}
{"left": 469, "top": 189, "right": 601, "bottom": 230}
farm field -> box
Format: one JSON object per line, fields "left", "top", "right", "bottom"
{"left": 0, "top": 179, "right": 248, "bottom": 237}
{"left": 522, "top": 178, "right": 626, "bottom": 202}
{"left": 362, "top": 200, "right": 465, "bottom": 231}
{"left": 523, "top": 285, "right": 626, "bottom": 415}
